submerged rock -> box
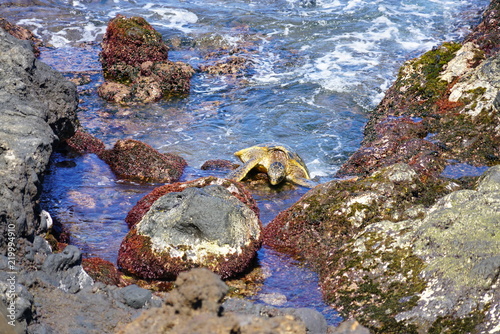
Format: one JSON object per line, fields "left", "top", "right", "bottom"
{"left": 65, "top": 129, "right": 105, "bottom": 155}
{"left": 118, "top": 177, "right": 262, "bottom": 280}
{"left": 98, "top": 15, "right": 194, "bottom": 103}
{"left": 116, "top": 268, "right": 307, "bottom": 334}
{"left": 99, "top": 139, "right": 186, "bottom": 183}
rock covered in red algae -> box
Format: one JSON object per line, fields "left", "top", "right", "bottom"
{"left": 82, "top": 257, "right": 123, "bottom": 286}
{"left": 65, "top": 129, "right": 105, "bottom": 155}
{"left": 99, "top": 139, "right": 186, "bottom": 183}
{"left": 124, "top": 176, "right": 259, "bottom": 228}
{"left": 118, "top": 177, "right": 262, "bottom": 280}
{"left": 201, "top": 159, "right": 240, "bottom": 171}
{"left": 98, "top": 14, "right": 194, "bottom": 103}
{"left": 337, "top": 116, "right": 445, "bottom": 178}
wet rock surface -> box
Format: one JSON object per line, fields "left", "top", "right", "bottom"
{"left": 98, "top": 14, "right": 194, "bottom": 103}
{"left": 99, "top": 138, "right": 187, "bottom": 183}
{"left": 0, "top": 18, "right": 43, "bottom": 56}
{"left": 118, "top": 178, "right": 262, "bottom": 280}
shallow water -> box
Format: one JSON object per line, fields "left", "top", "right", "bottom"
{"left": 3, "top": 0, "right": 489, "bottom": 326}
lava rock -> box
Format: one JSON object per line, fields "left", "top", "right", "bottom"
{"left": 99, "top": 139, "right": 186, "bottom": 183}
{"left": 201, "top": 159, "right": 239, "bottom": 171}
{"left": 82, "top": 257, "right": 122, "bottom": 286}
{"left": 116, "top": 285, "right": 152, "bottom": 309}
{"left": 65, "top": 129, "right": 105, "bottom": 155}
{"left": 0, "top": 275, "right": 34, "bottom": 333}
{"left": 124, "top": 176, "right": 260, "bottom": 228}
{"left": 0, "top": 26, "right": 78, "bottom": 254}
{"left": 0, "top": 18, "right": 43, "bottom": 56}
{"left": 337, "top": 116, "right": 445, "bottom": 178}
{"left": 41, "top": 245, "right": 93, "bottom": 293}
{"left": 223, "top": 298, "right": 329, "bottom": 334}
{"left": 330, "top": 319, "right": 370, "bottom": 334}
{"left": 118, "top": 179, "right": 262, "bottom": 280}
{"left": 116, "top": 268, "right": 307, "bottom": 334}
{"left": 98, "top": 14, "right": 194, "bottom": 103}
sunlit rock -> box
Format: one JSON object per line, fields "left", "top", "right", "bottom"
{"left": 98, "top": 15, "right": 194, "bottom": 103}
{"left": 99, "top": 139, "right": 186, "bottom": 183}
{"left": 118, "top": 177, "right": 262, "bottom": 280}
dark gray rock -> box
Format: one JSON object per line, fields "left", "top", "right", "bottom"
{"left": 284, "top": 308, "right": 327, "bottom": 334}
{"left": 24, "top": 236, "right": 52, "bottom": 265}
{"left": 42, "top": 245, "right": 81, "bottom": 273}
{"left": 0, "top": 27, "right": 78, "bottom": 254}
{"left": 41, "top": 245, "right": 93, "bottom": 293}
{"left": 0, "top": 274, "right": 34, "bottom": 333}
{"left": 117, "top": 285, "right": 152, "bottom": 309}
{"left": 138, "top": 185, "right": 260, "bottom": 248}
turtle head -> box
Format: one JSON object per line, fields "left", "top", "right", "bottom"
{"left": 268, "top": 162, "right": 286, "bottom": 185}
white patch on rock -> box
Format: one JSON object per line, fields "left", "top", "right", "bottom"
{"left": 440, "top": 42, "right": 480, "bottom": 83}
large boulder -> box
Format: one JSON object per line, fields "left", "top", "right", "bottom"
{"left": 322, "top": 165, "right": 500, "bottom": 333}
{"left": 118, "top": 177, "right": 262, "bottom": 280}
{"left": 264, "top": 163, "right": 455, "bottom": 260}
{"left": 99, "top": 139, "right": 186, "bottom": 183}
{"left": 98, "top": 15, "right": 194, "bottom": 103}
{"left": 0, "top": 26, "right": 78, "bottom": 253}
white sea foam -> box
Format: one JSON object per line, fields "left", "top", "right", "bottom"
{"left": 143, "top": 4, "right": 198, "bottom": 33}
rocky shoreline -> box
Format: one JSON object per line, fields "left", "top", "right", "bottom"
{"left": 1, "top": 1, "right": 500, "bottom": 333}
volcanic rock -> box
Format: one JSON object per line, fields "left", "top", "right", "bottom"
{"left": 0, "top": 26, "right": 78, "bottom": 254}
{"left": 99, "top": 139, "right": 186, "bottom": 183}
{"left": 118, "top": 178, "right": 262, "bottom": 280}
{"left": 0, "top": 18, "right": 43, "bottom": 56}
{"left": 116, "top": 268, "right": 307, "bottom": 334}
{"left": 264, "top": 1, "right": 500, "bottom": 331}
{"left": 65, "top": 129, "right": 105, "bottom": 155}
{"left": 98, "top": 14, "right": 194, "bottom": 103}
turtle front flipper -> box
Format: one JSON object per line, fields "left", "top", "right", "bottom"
{"left": 288, "top": 176, "right": 317, "bottom": 188}
{"left": 226, "top": 157, "right": 261, "bottom": 182}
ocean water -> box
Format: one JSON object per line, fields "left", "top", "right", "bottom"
{"left": 2, "top": 0, "right": 489, "bottom": 325}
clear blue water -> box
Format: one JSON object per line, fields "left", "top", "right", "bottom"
{"left": 3, "top": 0, "right": 488, "bottom": 326}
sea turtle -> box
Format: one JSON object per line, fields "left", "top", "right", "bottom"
{"left": 227, "top": 143, "right": 315, "bottom": 187}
